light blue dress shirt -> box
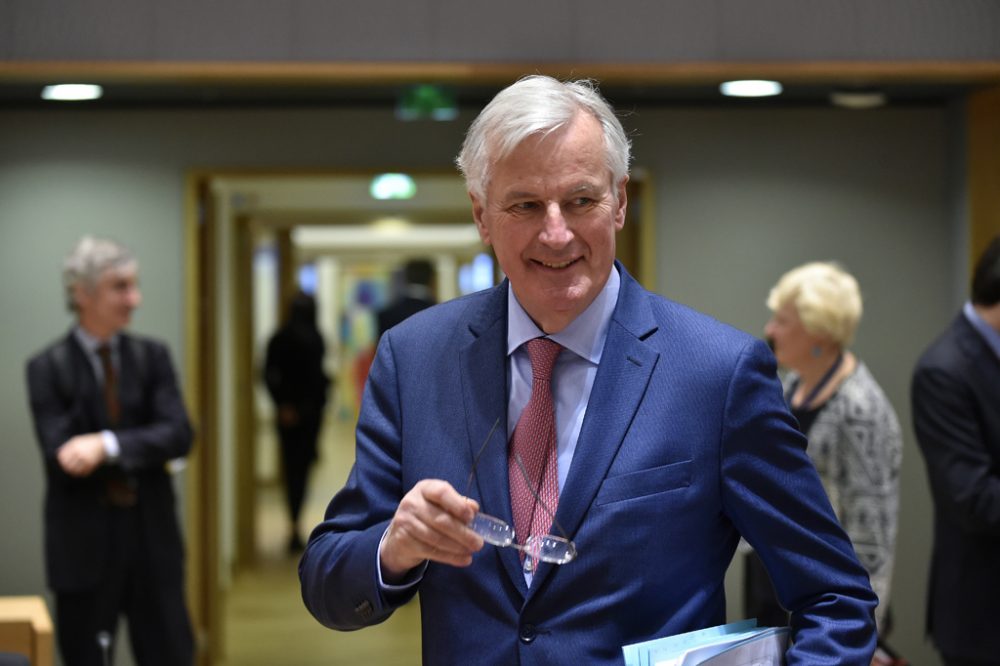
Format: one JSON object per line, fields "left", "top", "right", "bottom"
{"left": 964, "top": 301, "right": 1000, "bottom": 361}
{"left": 378, "top": 267, "right": 621, "bottom": 590}
{"left": 506, "top": 266, "right": 621, "bottom": 492}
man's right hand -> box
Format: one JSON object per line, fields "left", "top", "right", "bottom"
{"left": 56, "top": 433, "right": 107, "bottom": 477}
{"left": 380, "top": 479, "right": 484, "bottom": 583}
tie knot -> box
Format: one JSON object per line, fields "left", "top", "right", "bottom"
{"left": 96, "top": 344, "right": 112, "bottom": 363}
{"left": 525, "top": 337, "right": 562, "bottom": 382}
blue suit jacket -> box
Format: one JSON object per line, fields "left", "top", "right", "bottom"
{"left": 301, "top": 265, "right": 877, "bottom": 665}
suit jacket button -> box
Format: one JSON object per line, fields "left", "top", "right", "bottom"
{"left": 519, "top": 624, "right": 536, "bottom": 644}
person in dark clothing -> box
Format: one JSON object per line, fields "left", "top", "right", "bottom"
{"left": 264, "top": 291, "right": 331, "bottom": 552}
{"left": 912, "top": 235, "right": 1000, "bottom": 666}
{"left": 376, "top": 259, "right": 437, "bottom": 339}
{"left": 26, "top": 235, "right": 194, "bottom": 666}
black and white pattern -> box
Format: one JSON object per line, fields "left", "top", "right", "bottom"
{"left": 785, "top": 361, "right": 902, "bottom": 630}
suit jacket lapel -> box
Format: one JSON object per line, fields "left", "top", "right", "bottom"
{"left": 66, "top": 332, "right": 107, "bottom": 428}
{"left": 527, "top": 266, "right": 660, "bottom": 597}
{"left": 956, "top": 315, "right": 1000, "bottom": 390}
{"left": 458, "top": 284, "right": 529, "bottom": 595}
{"left": 117, "top": 334, "right": 141, "bottom": 426}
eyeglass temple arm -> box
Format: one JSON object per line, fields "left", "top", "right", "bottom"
{"left": 512, "top": 452, "right": 572, "bottom": 542}
{"left": 462, "top": 419, "right": 573, "bottom": 544}
{"left": 462, "top": 417, "right": 502, "bottom": 499}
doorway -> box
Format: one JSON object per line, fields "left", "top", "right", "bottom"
{"left": 184, "top": 169, "right": 652, "bottom": 664}
{"left": 185, "top": 171, "right": 488, "bottom": 664}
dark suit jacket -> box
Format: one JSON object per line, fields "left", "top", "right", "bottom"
{"left": 912, "top": 313, "right": 1000, "bottom": 661}
{"left": 300, "top": 265, "right": 877, "bottom": 665}
{"left": 376, "top": 294, "right": 436, "bottom": 339}
{"left": 26, "top": 331, "right": 193, "bottom": 593}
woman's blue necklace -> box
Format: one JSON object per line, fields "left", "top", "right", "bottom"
{"left": 799, "top": 352, "right": 844, "bottom": 410}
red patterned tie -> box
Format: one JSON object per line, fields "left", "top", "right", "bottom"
{"left": 509, "top": 338, "right": 563, "bottom": 559}
{"left": 97, "top": 343, "right": 136, "bottom": 507}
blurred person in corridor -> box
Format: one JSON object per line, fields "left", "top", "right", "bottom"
{"left": 377, "top": 258, "right": 437, "bottom": 340}
{"left": 264, "top": 291, "right": 331, "bottom": 552}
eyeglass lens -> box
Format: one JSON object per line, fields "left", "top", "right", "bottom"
{"left": 470, "top": 512, "right": 514, "bottom": 548}
{"left": 468, "top": 512, "right": 577, "bottom": 565}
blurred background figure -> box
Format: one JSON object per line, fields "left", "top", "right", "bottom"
{"left": 911, "top": 235, "right": 1000, "bottom": 666}
{"left": 376, "top": 258, "right": 437, "bottom": 339}
{"left": 753, "top": 262, "right": 902, "bottom": 637}
{"left": 343, "top": 280, "right": 379, "bottom": 411}
{"left": 264, "top": 291, "right": 331, "bottom": 552}
{"left": 26, "top": 235, "right": 194, "bottom": 665}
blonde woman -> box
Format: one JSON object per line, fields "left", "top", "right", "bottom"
{"left": 751, "top": 262, "right": 902, "bottom": 634}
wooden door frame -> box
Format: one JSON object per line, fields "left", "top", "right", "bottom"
{"left": 180, "top": 166, "right": 657, "bottom": 664}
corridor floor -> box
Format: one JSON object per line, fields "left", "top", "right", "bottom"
{"left": 220, "top": 415, "right": 422, "bottom": 665}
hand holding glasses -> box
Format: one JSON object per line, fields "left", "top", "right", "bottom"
{"left": 463, "top": 418, "right": 577, "bottom": 573}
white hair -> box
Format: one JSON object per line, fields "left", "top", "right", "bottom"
{"left": 455, "top": 75, "right": 631, "bottom": 201}
{"left": 62, "top": 236, "right": 136, "bottom": 311}
{"left": 767, "top": 261, "right": 863, "bottom": 347}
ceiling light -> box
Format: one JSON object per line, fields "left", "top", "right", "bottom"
{"left": 372, "top": 217, "right": 412, "bottom": 234}
{"left": 829, "top": 90, "right": 887, "bottom": 110}
{"left": 719, "top": 80, "right": 783, "bottom": 98}
{"left": 369, "top": 173, "right": 417, "bottom": 200}
{"left": 41, "top": 83, "right": 104, "bottom": 101}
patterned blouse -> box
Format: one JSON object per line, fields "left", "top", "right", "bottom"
{"left": 784, "top": 361, "right": 903, "bottom": 630}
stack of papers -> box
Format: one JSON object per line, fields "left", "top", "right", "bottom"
{"left": 622, "top": 619, "right": 789, "bottom": 666}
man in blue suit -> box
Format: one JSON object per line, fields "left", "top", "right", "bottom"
{"left": 300, "top": 75, "right": 877, "bottom": 664}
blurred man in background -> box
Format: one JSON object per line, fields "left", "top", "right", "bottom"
{"left": 376, "top": 258, "right": 437, "bottom": 339}
{"left": 912, "top": 234, "right": 1000, "bottom": 666}
{"left": 26, "top": 236, "right": 194, "bottom": 666}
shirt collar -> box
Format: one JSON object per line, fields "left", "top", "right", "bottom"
{"left": 73, "top": 326, "right": 119, "bottom": 354}
{"left": 963, "top": 301, "right": 1000, "bottom": 361}
{"left": 507, "top": 265, "right": 620, "bottom": 365}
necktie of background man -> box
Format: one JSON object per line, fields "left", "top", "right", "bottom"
{"left": 97, "top": 343, "right": 136, "bottom": 507}
{"left": 96, "top": 344, "right": 119, "bottom": 425}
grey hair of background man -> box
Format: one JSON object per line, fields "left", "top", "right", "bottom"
{"left": 62, "top": 236, "right": 136, "bottom": 312}
{"left": 455, "top": 75, "right": 632, "bottom": 202}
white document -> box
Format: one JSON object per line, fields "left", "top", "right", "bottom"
{"left": 674, "top": 627, "right": 788, "bottom": 666}
{"left": 622, "top": 620, "right": 788, "bottom": 666}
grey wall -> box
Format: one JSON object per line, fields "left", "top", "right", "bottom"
{"left": 2, "top": 0, "right": 1000, "bottom": 62}
{"left": 0, "top": 102, "right": 959, "bottom": 665}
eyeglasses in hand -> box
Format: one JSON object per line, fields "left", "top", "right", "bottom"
{"left": 463, "top": 418, "right": 577, "bottom": 572}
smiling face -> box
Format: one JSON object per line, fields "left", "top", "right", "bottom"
{"left": 74, "top": 262, "right": 142, "bottom": 340}
{"left": 471, "top": 111, "right": 627, "bottom": 333}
